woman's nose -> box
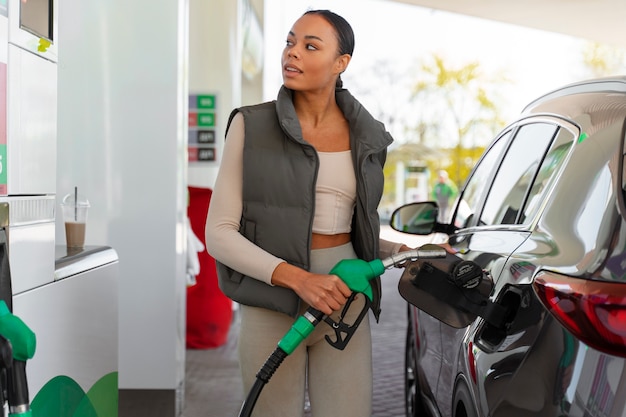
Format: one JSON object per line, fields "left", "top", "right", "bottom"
{"left": 287, "top": 47, "right": 299, "bottom": 59}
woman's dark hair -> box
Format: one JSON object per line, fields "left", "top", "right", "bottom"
{"left": 304, "top": 9, "right": 354, "bottom": 88}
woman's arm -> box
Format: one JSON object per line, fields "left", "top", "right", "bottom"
{"left": 204, "top": 112, "right": 284, "bottom": 285}
{"left": 379, "top": 238, "right": 409, "bottom": 259}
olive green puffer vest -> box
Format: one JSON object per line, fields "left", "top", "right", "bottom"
{"left": 216, "top": 86, "right": 392, "bottom": 318}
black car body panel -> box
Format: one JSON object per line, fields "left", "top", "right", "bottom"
{"left": 396, "top": 76, "right": 626, "bottom": 417}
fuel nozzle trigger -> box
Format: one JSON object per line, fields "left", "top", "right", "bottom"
{"left": 319, "top": 258, "right": 385, "bottom": 351}
{"left": 323, "top": 286, "right": 379, "bottom": 350}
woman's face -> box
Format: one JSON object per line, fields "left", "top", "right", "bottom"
{"left": 281, "top": 13, "right": 350, "bottom": 92}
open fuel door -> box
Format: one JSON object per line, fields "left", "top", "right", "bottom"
{"left": 398, "top": 252, "right": 511, "bottom": 329}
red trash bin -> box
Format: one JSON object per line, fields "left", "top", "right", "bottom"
{"left": 186, "top": 186, "right": 233, "bottom": 348}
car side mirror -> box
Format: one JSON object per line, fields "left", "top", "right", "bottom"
{"left": 390, "top": 202, "right": 458, "bottom": 235}
{"left": 389, "top": 202, "right": 438, "bottom": 235}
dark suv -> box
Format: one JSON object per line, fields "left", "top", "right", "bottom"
{"left": 391, "top": 76, "right": 626, "bottom": 417}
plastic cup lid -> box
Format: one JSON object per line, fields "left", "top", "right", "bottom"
{"left": 62, "top": 192, "right": 90, "bottom": 207}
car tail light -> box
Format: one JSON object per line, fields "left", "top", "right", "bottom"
{"left": 533, "top": 270, "right": 626, "bottom": 358}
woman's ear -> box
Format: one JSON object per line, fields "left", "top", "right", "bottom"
{"left": 335, "top": 53, "right": 351, "bottom": 75}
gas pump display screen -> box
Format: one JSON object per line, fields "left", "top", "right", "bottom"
{"left": 20, "top": 0, "right": 53, "bottom": 41}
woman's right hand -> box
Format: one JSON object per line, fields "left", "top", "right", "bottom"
{"left": 271, "top": 262, "right": 352, "bottom": 315}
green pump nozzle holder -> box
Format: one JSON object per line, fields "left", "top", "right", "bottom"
{"left": 0, "top": 300, "right": 36, "bottom": 417}
{"left": 0, "top": 301, "right": 36, "bottom": 362}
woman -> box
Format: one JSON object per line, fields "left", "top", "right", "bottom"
{"left": 205, "top": 9, "right": 411, "bottom": 417}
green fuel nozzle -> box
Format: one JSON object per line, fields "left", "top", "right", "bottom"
{"left": 276, "top": 244, "right": 447, "bottom": 355}
{"left": 277, "top": 257, "right": 384, "bottom": 355}
{"left": 0, "top": 300, "right": 36, "bottom": 417}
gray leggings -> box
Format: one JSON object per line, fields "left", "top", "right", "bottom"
{"left": 238, "top": 243, "right": 373, "bottom": 417}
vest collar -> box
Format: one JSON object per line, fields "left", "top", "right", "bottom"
{"left": 276, "top": 85, "right": 393, "bottom": 152}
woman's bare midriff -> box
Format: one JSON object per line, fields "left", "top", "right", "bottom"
{"left": 311, "top": 233, "right": 351, "bottom": 249}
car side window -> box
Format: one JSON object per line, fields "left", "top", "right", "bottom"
{"left": 480, "top": 123, "right": 558, "bottom": 226}
{"left": 520, "top": 128, "right": 575, "bottom": 223}
{"left": 453, "top": 131, "right": 510, "bottom": 228}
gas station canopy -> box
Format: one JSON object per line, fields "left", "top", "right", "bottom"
{"left": 393, "top": 0, "right": 626, "bottom": 48}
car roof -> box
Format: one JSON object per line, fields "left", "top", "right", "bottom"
{"left": 521, "top": 76, "right": 626, "bottom": 141}
{"left": 523, "top": 76, "right": 626, "bottom": 112}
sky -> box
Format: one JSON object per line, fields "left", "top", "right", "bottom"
{"left": 262, "top": 0, "right": 625, "bottom": 146}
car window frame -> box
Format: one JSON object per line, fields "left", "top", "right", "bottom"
{"left": 517, "top": 120, "right": 579, "bottom": 226}
{"left": 448, "top": 127, "right": 513, "bottom": 230}
{"left": 450, "top": 115, "right": 580, "bottom": 233}
{"left": 479, "top": 122, "right": 560, "bottom": 227}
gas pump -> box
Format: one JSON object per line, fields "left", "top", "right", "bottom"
{"left": 0, "top": 2, "right": 119, "bottom": 415}
{"left": 0, "top": 2, "right": 118, "bottom": 416}
{"left": 0, "top": 0, "right": 51, "bottom": 414}
{"left": 0, "top": 208, "right": 36, "bottom": 417}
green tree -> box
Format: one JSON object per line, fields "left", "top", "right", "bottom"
{"left": 346, "top": 54, "right": 508, "bottom": 209}
{"left": 408, "top": 54, "right": 508, "bottom": 186}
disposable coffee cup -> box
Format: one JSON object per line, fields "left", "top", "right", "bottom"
{"left": 61, "top": 191, "right": 90, "bottom": 249}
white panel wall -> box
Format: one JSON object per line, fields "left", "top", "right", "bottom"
{"left": 56, "top": 0, "right": 188, "bottom": 391}
{"left": 187, "top": 0, "right": 242, "bottom": 189}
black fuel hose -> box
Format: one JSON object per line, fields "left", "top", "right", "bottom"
{"left": 237, "top": 307, "right": 327, "bottom": 417}
{"left": 238, "top": 346, "right": 288, "bottom": 417}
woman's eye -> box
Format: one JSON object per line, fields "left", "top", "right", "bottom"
{"left": 285, "top": 39, "right": 294, "bottom": 47}
{"left": 306, "top": 44, "right": 317, "bottom": 51}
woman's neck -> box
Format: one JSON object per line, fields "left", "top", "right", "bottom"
{"left": 292, "top": 89, "right": 340, "bottom": 128}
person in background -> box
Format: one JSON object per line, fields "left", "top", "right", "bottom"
{"left": 205, "top": 9, "right": 416, "bottom": 417}
{"left": 431, "top": 169, "right": 458, "bottom": 222}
